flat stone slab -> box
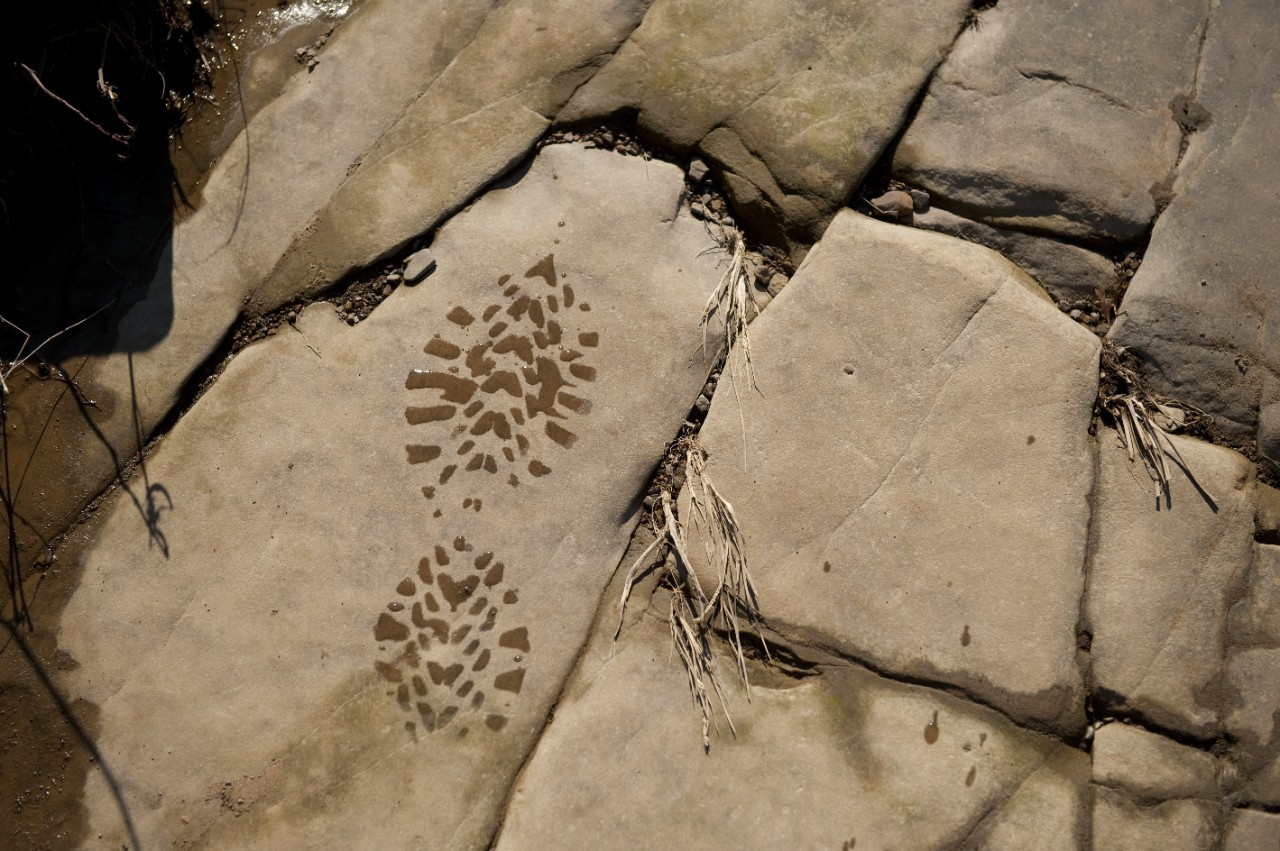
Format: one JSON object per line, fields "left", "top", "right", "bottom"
{"left": 1224, "top": 809, "right": 1280, "bottom": 850}
{"left": 1092, "top": 790, "right": 1219, "bottom": 851}
{"left": 896, "top": 0, "right": 1208, "bottom": 242}
{"left": 912, "top": 207, "right": 1117, "bottom": 305}
{"left": 687, "top": 211, "right": 1100, "bottom": 734}
{"left": 1, "top": 0, "right": 509, "bottom": 566}
{"left": 1109, "top": 0, "right": 1280, "bottom": 451}
{"left": 1085, "top": 431, "right": 1255, "bottom": 739}
{"left": 1227, "top": 545, "right": 1280, "bottom": 806}
{"left": 1092, "top": 723, "right": 1219, "bottom": 801}
{"left": 495, "top": 609, "right": 1088, "bottom": 850}
{"left": 57, "top": 145, "right": 725, "bottom": 849}
{"left": 559, "top": 0, "right": 971, "bottom": 253}
{"left": 256, "top": 0, "right": 652, "bottom": 309}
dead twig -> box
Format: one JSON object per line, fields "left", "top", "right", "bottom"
{"left": 18, "top": 63, "right": 133, "bottom": 151}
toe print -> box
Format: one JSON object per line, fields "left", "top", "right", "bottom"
{"left": 404, "top": 253, "right": 599, "bottom": 511}
{"left": 374, "top": 536, "right": 529, "bottom": 736}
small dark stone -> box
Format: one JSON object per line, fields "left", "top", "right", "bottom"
{"left": 688, "top": 158, "right": 709, "bottom": 183}
{"left": 868, "top": 190, "right": 914, "bottom": 222}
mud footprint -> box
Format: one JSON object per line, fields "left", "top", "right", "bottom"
{"left": 404, "top": 252, "right": 600, "bottom": 512}
{"left": 374, "top": 535, "right": 529, "bottom": 735}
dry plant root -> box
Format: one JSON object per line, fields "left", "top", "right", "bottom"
{"left": 1096, "top": 340, "right": 1204, "bottom": 500}
{"left": 617, "top": 438, "right": 764, "bottom": 751}
{"left": 700, "top": 225, "right": 757, "bottom": 394}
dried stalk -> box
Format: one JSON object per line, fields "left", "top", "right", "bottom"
{"left": 1097, "top": 341, "right": 1200, "bottom": 500}
{"left": 700, "top": 226, "right": 757, "bottom": 393}
{"left": 616, "top": 439, "right": 764, "bottom": 750}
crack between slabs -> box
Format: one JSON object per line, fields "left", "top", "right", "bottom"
{"left": 1014, "top": 68, "right": 1136, "bottom": 113}
{"left": 1167, "top": 1, "right": 1218, "bottom": 180}
{"left": 761, "top": 618, "right": 1083, "bottom": 747}
{"left": 1090, "top": 701, "right": 1227, "bottom": 754}
{"left": 482, "top": 487, "right": 675, "bottom": 849}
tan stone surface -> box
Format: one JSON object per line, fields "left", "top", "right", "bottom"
{"left": 1223, "top": 808, "right": 1280, "bottom": 850}
{"left": 687, "top": 211, "right": 1099, "bottom": 733}
{"left": 897, "top": 0, "right": 1208, "bottom": 241}
{"left": 1108, "top": 0, "right": 1280, "bottom": 450}
{"left": 960, "top": 747, "right": 1090, "bottom": 850}
{"left": 912, "top": 207, "right": 1117, "bottom": 304}
{"left": 559, "top": 0, "right": 971, "bottom": 252}
{"left": 255, "top": 0, "right": 652, "bottom": 309}
{"left": 1086, "top": 432, "right": 1255, "bottom": 738}
{"left": 58, "top": 145, "right": 724, "bottom": 849}
{"left": 495, "top": 607, "right": 1082, "bottom": 850}
{"left": 1092, "top": 723, "right": 1219, "bottom": 801}
{"left": 1092, "top": 789, "right": 1219, "bottom": 851}
{"left": 1, "top": 0, "right": 498, "bottom": 566}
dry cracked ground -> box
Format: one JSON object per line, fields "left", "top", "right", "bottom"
{"left": 3, "top": 0, "right": 1280, "bottom": 848}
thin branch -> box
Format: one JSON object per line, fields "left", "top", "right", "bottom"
{"left": 18, "top": 63, "right": 132, "bottom": 149}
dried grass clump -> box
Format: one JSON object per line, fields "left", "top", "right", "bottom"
{"left": 700, "top": 225, "right": 757, "bottom": 394}
{"left": 617, "top": 438, "right": 764, "bottom": 751}
{"left": 1096, "top": 340, "right": 1203, "bottom": 500}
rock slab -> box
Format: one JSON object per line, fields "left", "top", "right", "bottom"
{"left": 1085, "top": 431, "right": 1255, "bottom": 739}
{"left": 897, "top": 0, "right": 1208, "bottom": 241}
{"left": 687, "top": 211, "right": 1100, "bottom": 734}
{"left": 1109, "top": 0, "right": 1280, "bottom": 451}
{"left": 560, "top": 0, "right": 972, "bottom": 254}
{"left": 57, "top": 145, "right": 724, "bottom": 849}
{"left": 495, "top": 607, "right": 1088, "bottom": 850}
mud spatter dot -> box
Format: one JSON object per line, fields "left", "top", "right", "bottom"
{"left": 924, "top": 711, "right": 940, "bottom": 745}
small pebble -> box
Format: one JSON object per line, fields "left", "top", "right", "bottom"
{"left": 381, "top": 284, "right": 393, "bottom": 297}
{"left": 601, "top": 131, "right": 614, "bottom": 146}
{"left": 404, "top": 248, "right": 437, "bottom": 283}
{"left": 343, "top": 300, "right": 353, "bottom": 311}
{"left": 694, "top": 394, "right": 711, "bottom": 414}
{"left": 910, "top": 188, "right": 931, "bottom": 213}
{"left": 710, "top": 198, "right": 724, "bottom": 212}
{"left": 1070, "top": 308, "right": 1083, "bottom": 319}
{"left": 767, "top": 273, "right": 789, "bottom": 297}
{"left": 688, "top": 158, "right": 709, "bottom": 183}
